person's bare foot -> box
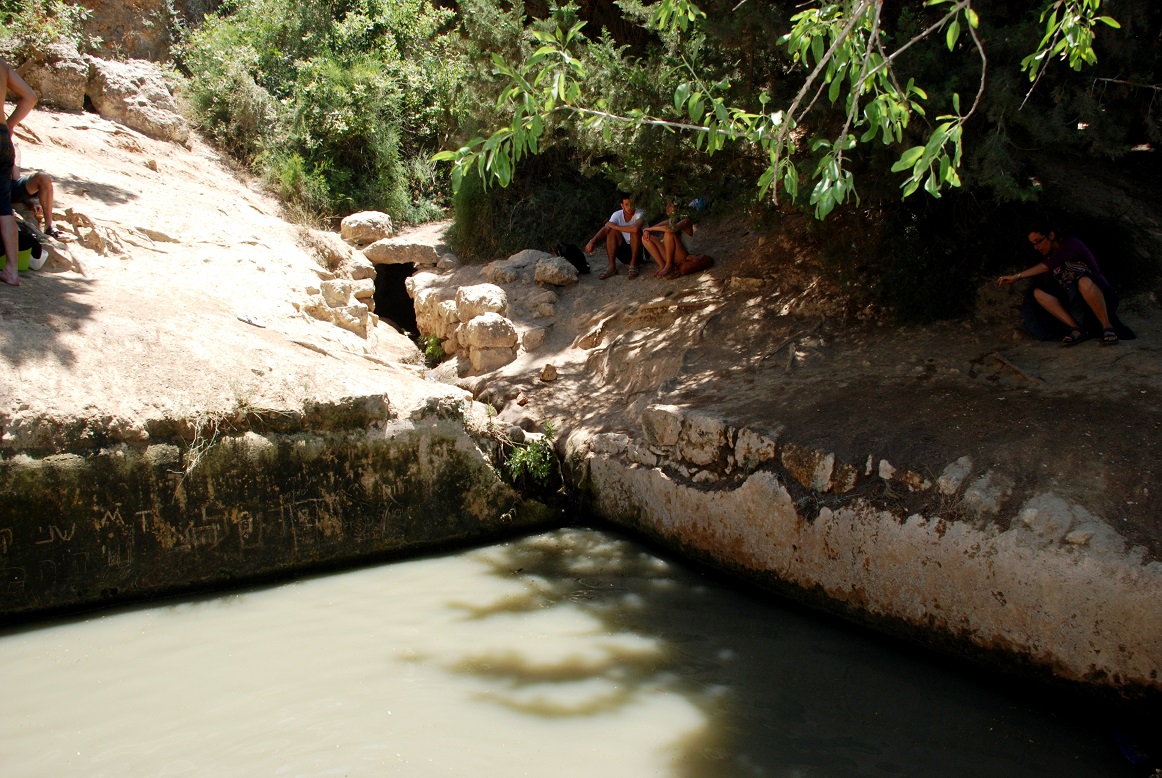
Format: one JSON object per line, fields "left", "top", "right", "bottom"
{"left": 1, "top": 267, "right": 20, "bottom": 286}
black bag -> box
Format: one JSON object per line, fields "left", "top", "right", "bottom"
{"left": 555, "top": 242, "right": 591, "bottom": 274}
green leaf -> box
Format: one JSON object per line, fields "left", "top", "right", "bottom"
{"left": 674, "top": 82, "right": 692, "bottom": 110}
{"left": 946, "top": 19, "right": 960, "bottom": 50}
{"left": 689, "top": 95, "right": 705, "bottom": 122}
{"left": 891, "top": 146, "right": 925, "bottom": 172}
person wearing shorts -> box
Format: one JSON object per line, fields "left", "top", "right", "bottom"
{"left": 10, "top": 145, "right": 60, "bottom": 236}
{"left": 1, "top": 58, "right": 38, "bottom": 286}
{"left": 585, "top": 193, "right": 645, "bottom": 280}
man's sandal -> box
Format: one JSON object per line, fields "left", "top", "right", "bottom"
{"left": 599, "top": 268, "right": 617, "bottom": 280}
{"left": 627, "top": 267, "right": 639, "bottom": 279}
{"left": 43, "top": 226, "right": 63, "bottom": 239}
{"left": 1101, "top": 327, "right": 1119, "bottom": 345}
{"left": 1061, "top": 329, "right": 1084, "bottom": 346}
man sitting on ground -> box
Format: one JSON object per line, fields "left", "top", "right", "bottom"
{"left": 585, "top": 193, "right": 645, "bottom": 280}
{"left": 11, "top": 142, "right": 60, "bottom": 237}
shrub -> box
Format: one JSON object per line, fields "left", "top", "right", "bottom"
{"left": 0, "top": 0, "right": 98, "bottom": 57}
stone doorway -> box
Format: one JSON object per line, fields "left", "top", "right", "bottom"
{"left": 374, "top": 263, "right": 418, "bottom": 334}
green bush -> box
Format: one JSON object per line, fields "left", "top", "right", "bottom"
{"left": 504, "top": 421, "right": 559, "bottom": 495}
{"left": 0, "top": 0, "right": 98, "bottom": 57}
{"left": 178, "top": 0, "right": 465, "bottom": 224}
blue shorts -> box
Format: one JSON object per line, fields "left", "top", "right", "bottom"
{"left": 0, "top": 126, "right": 14, "bottom": 217}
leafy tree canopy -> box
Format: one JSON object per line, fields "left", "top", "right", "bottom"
{"left": 436, "top": 0, "right": 1138, "bottom": 219}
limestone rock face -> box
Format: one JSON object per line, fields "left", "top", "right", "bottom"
{"left": 299, "top": 228, "right": 360, "bottom": 273}
{"left": 341, "top": 211, "right": 393, "bottom": 246}
{"left": 81, "top": 0, "right": 175, "bottom": 61}
{"left": 534, "top": 255, "right": 580, "bottom": 287}
{"left": 86, "top": 58, "right": 189, "bottom": 144}
{"left": 456, "top": 284, "right": 508, "bottom": 322}
{"left": 15, "top": 42, "right": 88, "bottom": 111}
{"left": 320, "top": 280, "right": 353, "bottom": 308}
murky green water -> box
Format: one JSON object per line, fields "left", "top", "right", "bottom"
{"left": 0, "top": 528, "right": 1143, "bottom": 776}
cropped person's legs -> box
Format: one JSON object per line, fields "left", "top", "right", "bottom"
{"left": 26, "top": 172, "right": 57, "bottom": 234}
{"left": 1076, "top": 277, "right": 1112, "bottom": 330}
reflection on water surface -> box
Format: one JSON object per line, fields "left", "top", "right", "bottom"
{"left": 0, "top": 528, "right": 1134, "bottom": 776}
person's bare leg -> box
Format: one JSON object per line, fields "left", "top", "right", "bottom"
{"left": 602, "top": 231, "right": 620, "bottom": 277}
{"left": 1, "top": 214, "right": 20, "bottom": 285}
{"left": 628, "top": 231, "right": 642, "bottom": 272}
{"left": 1033, "top": 288, "right": 1079, "bottom": 328}
{"left": 643, "top": 234, "right": 667, "bottom": 275}
{"left": 1077, "top": 277, "right": 1112, "bottom": 329}
{"left": 30, "top": 173, "right": 56, "bottom": 232}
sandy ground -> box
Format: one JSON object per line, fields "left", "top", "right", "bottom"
{"left": 2, "top": 106, "right": 1160, "bottom": 559}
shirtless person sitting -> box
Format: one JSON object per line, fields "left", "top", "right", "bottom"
{"left": 11, "top": 142, "right": 60, "bottom": 237}
{"left": 1, "top": 58, "right": 38, "bottom": 286}
{"left": 585, "top": 193, "right": 645, "bottom": 280}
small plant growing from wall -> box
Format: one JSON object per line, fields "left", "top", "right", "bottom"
{"left": 420, "top": 334, "right": 445, "bottom": 367}
{"left": 502, "top": 420, "right": 560, "bottom": 496}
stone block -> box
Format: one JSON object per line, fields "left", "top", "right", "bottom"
{"left": 679, "top": 412, "right": 729, "bottom": 467}
{"left": 782, "top": 443, "right": 835, "bottom": 492}
{"left": 364, "top": 239, "right": 439, "bottom": 266}
{"left": 456, "top": 284, "right": 508, "bottom": 322}
{"left": 642, "top": 405, "right": 683, "bottom": 447}
{"left": 735, "top": 427, "right": 779, "bottom": 471}
{"left": 469, "top": 346, "right": 516, "bottom": 373}
{"left": 937, "top": 456, "right": 974, "bottom": 495}
{"left": 341, "top": 211, "right": 393, "bottom": 246}
{"left": 462, "top": 313, "right": 518, "bottom": 349}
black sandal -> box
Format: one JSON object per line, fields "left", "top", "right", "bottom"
{"left": 1061, "top": 329, "right": 1084, "bottom": 346}
{"left": 43, "top": 226, "right": 63, "bottom": 238}
{"left": 1101, "top": 327, "right": 1119, "bottom": 345}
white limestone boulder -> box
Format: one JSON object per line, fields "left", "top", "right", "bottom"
{"left": 484, "top": 249, "right": 548, "bottom": 284}
{"left": 534, "top": 255, "right": 579, "bottom": 287}
{"left": 456, "top": 284, "right": 508, "bottom": 322}
{"left": 86, "top": 58, "right": 189, "bottom": 144}
{"left": 341, "top": 211, "right": 393, "bottom": 246}
{"left": 461, "top": 312, "right": 518, "bottom": 349}
{"left": 15, "top": 42, "right": 88, "bottom": 111}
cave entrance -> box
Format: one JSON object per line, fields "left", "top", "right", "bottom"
{"left": 373, "top": 263, "right": 418, "bottom": 335}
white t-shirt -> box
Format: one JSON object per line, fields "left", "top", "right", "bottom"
{"left": 608, "top": 208, "right": 644, "bottom": 243}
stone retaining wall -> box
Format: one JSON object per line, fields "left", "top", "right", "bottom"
{"left": 0, "top": 415, "right": 556, "bottom": 621}
{"left": 567, "top": 421, "right": 1162, "bottom": 700}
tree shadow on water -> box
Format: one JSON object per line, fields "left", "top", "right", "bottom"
{"left": 439, "top": 528, "right": 1134, "bottom": 778}
{"left": 0, "top": 272, "right": 95, "bottom": 368}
